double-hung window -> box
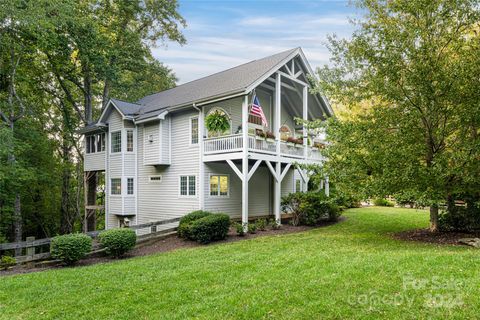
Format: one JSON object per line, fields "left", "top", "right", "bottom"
{"left": 126, "top": 130, "right": 134, "bottom": 152}
{"left": 210, "top": 175, "right": 229, "bottom": 197}
{"left": 190, "top": 117, "right": 198, "bottom": 145}
{"left": 111, "top": 178, "right": 121, "bottom": 195}
{"left": 180, "top": 175, "right": 196, "bottom": 196}
{"left": 111, "top": 131, "right": 121, "bottom": 153}
{"left": 127, "top": 178, "right": 134, "bottom": 195}
{"left": 86, "top": 133, "right": 105, "bottom": 154}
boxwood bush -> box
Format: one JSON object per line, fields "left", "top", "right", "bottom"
{"left": 50, "top": 233, "right": 92, "bottom": 265}
{"left": 373, "top": 198, "right": 394, "bottom": 207}
{"left": 190, "top": 213, "right": 230, "bottom": 244}
{"left": 178, "top": 210, "right": 212, "bottom": 239}
{"left": 99, "top": 228, "right": 137, "bottom": 258}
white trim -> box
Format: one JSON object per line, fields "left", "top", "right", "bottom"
{"left": 208, "top": 173, "right": 230, "bottom": 198}
{"left": 247, "top": 159, "right": 262, "bottom": 181}
{"left": 265, "top": 160, "right": 278, "bottom": 182}
{"left": 110, "top": 177, "right": 122, "bottom": 196}
{"left": 198, "top": 106, "right": 205, "bottom": 209}
{"left": 226, "top": 159, "right": 243, "bottom": 181}
{"left": 280, "top": 163, "right": 292, "bottom": 182}
{"left": 178, "top": 175, "right": 198, "bottom": 198}
{"left": 126, "top": 129, "right": 135, "bottom": 153}
{"left": 189, "top": 116, "right": 199, "bottom": 146}
{"left": 110, "top": 130, "right": 122, "bottom": 153}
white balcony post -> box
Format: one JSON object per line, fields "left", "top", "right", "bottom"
{"left": 303, "top": 85, "right": 308, "bottom": 159}
{"left": 275, "top": 73, "right": 281, "bottom": 154}
{"left": 198, "top": 105, "right": 205, "bottom": 209}
{"left": 325, "top": 176, "right": 330, "bottom": 197}
{"left": 242, "top": 94, "right": 249, "bottom": 229}
{"left": 274, "top": 73, "right": 282, "bottom": 225}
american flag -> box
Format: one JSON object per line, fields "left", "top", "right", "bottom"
{"left": 250, "top": 95, "right": 268, "bottom": 127}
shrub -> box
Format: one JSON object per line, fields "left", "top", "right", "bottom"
{"left": 438, "top": 204, "right": 480, "bottom": 232}
{"left": 99, "top": 228, "right": 137, "bottom": 258}
{"left": 188, "top": 214, "right": 230, "bottom": 244}
{"left": 234, "top": 222, "right": 246, "bottom": 236}
{"left": 281, "top": 192, "right": 342, "bottom": 226}
{"left": 50, "top": 233, "right": 92, "bottom": 265}
{"left": 0, "top": 234, "right": 7, "bottom": 244}
{"left": 178, "top": 210, "right": 212, "bottom": 239}
{"left": 255, "top": 218, "right": 267, "bottom": 231}
{"left": 269, "top": 218, "right": 281, "bottom": 230}
{"left": 373, "top": 198, "right": 394, "bottom": 207}
{"left": 0, "top": 256, "right": 16, "bottom": 270}
{"left": 248, "top": 223, "right": 257, "bottom": 234}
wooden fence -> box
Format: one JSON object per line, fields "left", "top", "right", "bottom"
{"left": 0, "top": 217, "right": 181, "bottom": 263}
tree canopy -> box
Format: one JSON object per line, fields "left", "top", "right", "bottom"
{"left": 0, "top": 0, "right": 185, "bottom": 242}
{"left": 315, "top": 0, "right": 480, "bottom": 230}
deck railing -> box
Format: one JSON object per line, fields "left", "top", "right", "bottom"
{"left": 203, "top": 134, "right": 324, "bottom": 161}
{"left": 204, "top": 134, "right": 243, "bottom": 154}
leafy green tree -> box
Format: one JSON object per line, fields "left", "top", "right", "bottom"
{"left": 314, "top": 0, "right": 480, "bottom": 231}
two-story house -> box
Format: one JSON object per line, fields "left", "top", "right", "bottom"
{"left": 80, "top": 47, "right": 332, "bottom": 232}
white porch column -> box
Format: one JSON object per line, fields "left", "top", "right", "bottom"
{"left": 198, "top": 105, "right": 205, "bottom": 210}
{"left": 274, "top": 161, "right": 281, "bottom": 224}
{"left": 242, "top": 95, "right": 249, "bottom": 228}
{"left": 303, "top": 85, "right": 308, "bottom": 159}
{"left": 274, "top": 73, "right": 282, "bottom": 224}
{"left": 325, "top": 176, "right": 330, "bottom": 197}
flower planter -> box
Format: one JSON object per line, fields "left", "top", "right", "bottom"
{"left": 266, "top": 138, "right": 275, "bottom": 143}
{"left": 294, "top": 144, "right": 303, "bottom": 148}
{"left": 287, "top": 142, "right": 295, "bottom": 147}
{"left": 255, "top": 135, "right": 264, "bottom": 141}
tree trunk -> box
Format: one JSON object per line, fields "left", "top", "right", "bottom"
{"left": 83, "top": 64, "right": 92, "bottom": 124}
{"left": 13, "top": 193, "right": 22, "bottom": 256}
{"left": 429, "top": 204, "right": 439, "bottom": 232}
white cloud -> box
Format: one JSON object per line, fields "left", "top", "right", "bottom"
{"left": 153, "top": 10, "right": 357, "bottom": 84}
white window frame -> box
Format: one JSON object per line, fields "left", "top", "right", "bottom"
{"left": 178, "top": 175, "right": 197, "bottom": 197}
{"left": 209, "top": 174, "right": 230, "bottom": 198}
{"left": 294, "top": 178, "right": 303, "bottom": 193}
{"left": 189, "top": 116, "right": 199, "bottom": 146}
{"left": 126, "top": 177, "right": 134, "bottom": 195}
{"left": 110, "top": 178, "right": 122, "bottom": 196}
{"left": 111, "top": 131, "right": 122, "bottom": 153}
{"left": 126, "top": 129, "right": 134, "bottom": 152}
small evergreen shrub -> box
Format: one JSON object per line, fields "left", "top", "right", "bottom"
{"left": 178, "top": 210, "right": 212, "bottom": 239}
{"left": 0, "top": 256, "right": 16, "bottom": 270}
{"left": 255, "top": 218, "right": 267, "bottom": 231}
{"left": 188, "top": 214, "right": 230, "bottom": 244}
{"left": 281, "top": 192, "right": 342, "bottom": 226}
{"left": 50, "top": 233, "right": 92, "bottom": 265}
{"left": 99, "top": 228, "right": 137, "bottom": 258}
{"left": 248, "top": 223, "right": 257, "bottom": 234}
{"left": 234, "top": 222, "right": 245, "bottom": 236}
{"left": 373, "top": 198, "right": 394, "bottom": 207}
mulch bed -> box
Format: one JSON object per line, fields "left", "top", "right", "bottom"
{"left": 1, "top": 219, "right": 341, "bottom": 277}
{"left": 393, "top": 228, "right": 480, "bottom": 246}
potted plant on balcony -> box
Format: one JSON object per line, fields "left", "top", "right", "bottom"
{"left": 255, "top": 129, "right": 266, "bottom": 140}
{"left": 265, "top": 131, "right": 276, "bottom": 143}
{"left": 295, "top": 137, "right": 304, "bottom": 148}
{"left": 286, "top": 136, "right": 296, "bottom": 147}
{"left": 205, "top": 110, "right": 230, "bottom": 137}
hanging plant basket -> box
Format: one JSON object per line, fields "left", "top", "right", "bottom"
{"left": 205, "top": 110, "right": 230, "bottom": 137}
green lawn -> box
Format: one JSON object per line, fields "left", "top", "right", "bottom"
{"left": 1, "top": 207, "right": 479, "bottom": 319}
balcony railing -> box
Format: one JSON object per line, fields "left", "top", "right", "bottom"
{"left": 203, "top": 134, "right": 324, "bottom": 161}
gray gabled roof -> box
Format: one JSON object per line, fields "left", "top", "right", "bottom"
{"left": 110, "top": 98, "right": 143, "bottom": 116}
{"left": 135, "top": 48, "right": 299, "bottom": 120}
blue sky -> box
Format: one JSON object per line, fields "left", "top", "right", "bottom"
{"left": 152, "top": 0, "right": 360, "bottom": 84}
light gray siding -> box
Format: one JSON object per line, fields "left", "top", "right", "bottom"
{"left": 136, "top": 110, "right": 200, "bottom": 231}
{"left": 203, "top": 162, "right": 271, "bottom": 218}
{"left": 84, "top": 152, "right": 105, "bottom": 171}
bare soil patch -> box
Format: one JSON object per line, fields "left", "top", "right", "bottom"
{"left": 1, "top": 219, "right": 342, "bottom": 277}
